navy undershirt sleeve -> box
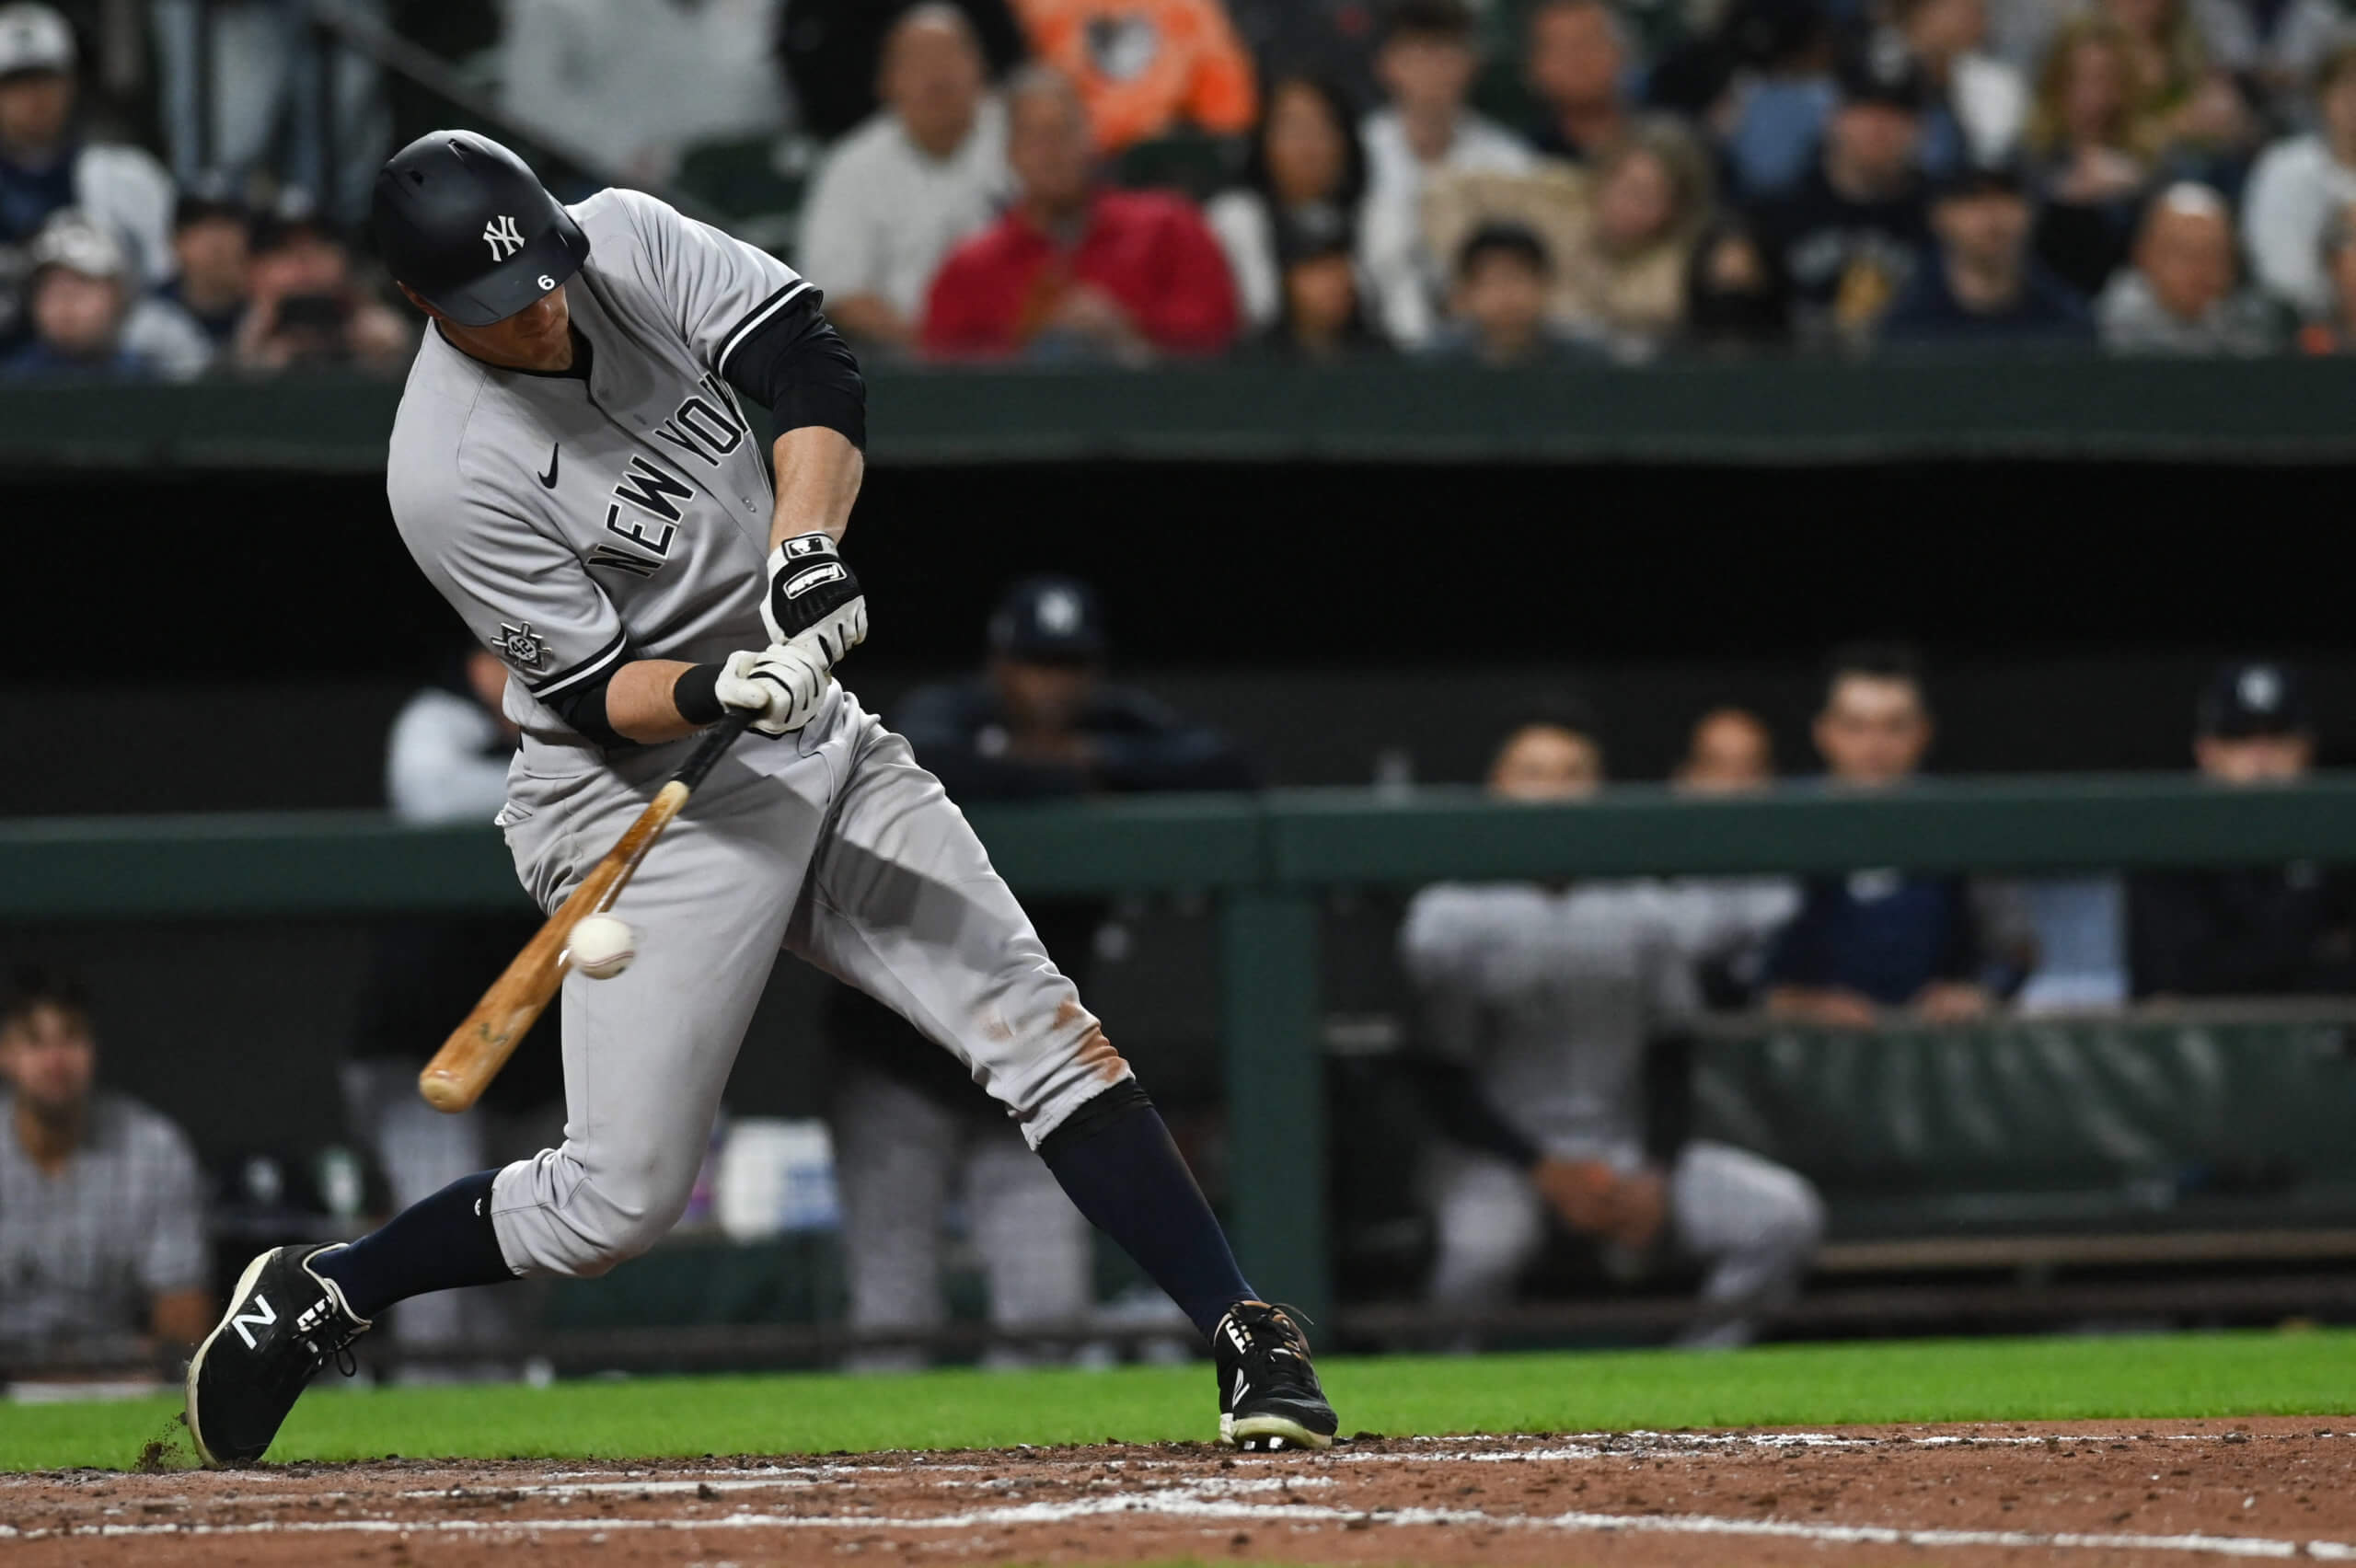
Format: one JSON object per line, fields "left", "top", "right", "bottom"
{"left": 718, "top": 288, "right": 867, "bottom": 450}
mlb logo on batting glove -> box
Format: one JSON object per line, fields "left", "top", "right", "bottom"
{"left": 761, "top": 532, "right": 867, "bottom": 666}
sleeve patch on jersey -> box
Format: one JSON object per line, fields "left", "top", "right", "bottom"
{"left": 496, "top": 621, "right": 549, "bottom": 672}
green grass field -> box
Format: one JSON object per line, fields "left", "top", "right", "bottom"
{"left": 7, "top": 1329, "right": 2351, "bottom": 1472}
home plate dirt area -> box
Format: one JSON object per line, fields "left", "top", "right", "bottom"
{"left": 5, "top": 1419, "right": 2353, "bottom": 1566}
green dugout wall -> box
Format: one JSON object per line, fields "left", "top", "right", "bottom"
{"left": 9, "top": 775, "right": 2356, "bottom": 1323}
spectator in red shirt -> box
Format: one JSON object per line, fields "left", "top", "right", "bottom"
{"left": 922, "top": 65, "right": 1240, "bottom": 362}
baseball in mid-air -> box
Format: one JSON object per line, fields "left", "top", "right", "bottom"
{"left": 569, "top": 915, "right": 637, "bottom": 980}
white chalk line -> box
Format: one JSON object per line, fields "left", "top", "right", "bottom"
{"left": 4, "top": 1424, "right": 2336, "bottom": 1525}
{"left": 6, "top": 1473, "right": 2356, "bottom": 1560}
{"left": 11, "top": 1425, "right": 2321, "bottom": 1499}
{"left": 5, "top": 1493, "right": 2353, "bottom": 1560}
{"left": 397, "top": 1473, "right": 1330, "bottom": 1503}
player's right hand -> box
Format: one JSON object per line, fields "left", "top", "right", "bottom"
{"left": 715, "top": 642, "right": 832, "bottom": 736}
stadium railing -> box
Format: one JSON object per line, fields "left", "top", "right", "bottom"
{"left": 10, "top": 772, "right": 2356, "bottom": 1335}
{"left": 13, "top": 355, "right": 2356, "bottom": 469}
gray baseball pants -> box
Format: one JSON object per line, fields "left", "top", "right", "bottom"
{"left": 486, "top": 688, "right": 1130, "bottom": 1280}
{"left": 1425, "top": 1140, "right": 1824, "bottom": 1348}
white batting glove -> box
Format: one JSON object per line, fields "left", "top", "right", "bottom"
{"left": 715, "top": 641, "right": 833, "bottom": 736}
{"left": 760, "top": 533, "right": 867, "bottom": 667}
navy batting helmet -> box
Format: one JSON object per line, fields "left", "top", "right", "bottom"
{"left": 372, "top": 132, "right": 589, "bottom": 327}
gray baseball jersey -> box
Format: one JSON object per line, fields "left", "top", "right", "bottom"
{"left": 387, "top": 186, "right": 810, "bottom": 746}
{"left": 379, "top": 187, "right": 1130, "bottom": 1286}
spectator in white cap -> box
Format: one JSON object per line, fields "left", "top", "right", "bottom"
{"left": 0, "top": 1, "right": 176, "bottom": 343}
{"left": 2, "top": 209, "right": 211, "bottom": 379}
{"left": 2096, "top": 181, "right": 2281, "bottom": 355}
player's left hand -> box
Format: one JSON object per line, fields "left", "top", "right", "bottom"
{"left": 762, "top": 532, "right": 867, "bottom": 666}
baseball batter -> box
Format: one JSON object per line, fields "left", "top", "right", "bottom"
{"left": 183, "top": 132, "right": 1334, "bottom": 1462}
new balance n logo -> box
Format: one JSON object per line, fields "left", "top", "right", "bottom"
{"left": 483, "top": 213, "right": 525, "bottom": 260}
{"left": 232, "top": 1293, "right": 278, "bottom": 1350}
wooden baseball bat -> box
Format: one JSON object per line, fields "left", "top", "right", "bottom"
{"left": 418, "top": 709, "right": 755, "bottom": 1113}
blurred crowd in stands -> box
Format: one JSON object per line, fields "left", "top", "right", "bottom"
{"left": 17, "top": 0, "right": 2356, "bottom": 377}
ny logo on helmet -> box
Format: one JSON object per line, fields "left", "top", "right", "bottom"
{"left": 482, "top": 213, "right": 525, "bottom": 260}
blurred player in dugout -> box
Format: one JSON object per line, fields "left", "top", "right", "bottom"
{"left": 2131, "top": 660, "right": 2356, "bottom": 997}
{"left": 341, "top": 645, "right": 564, "bottom": 1373}
{"left": 827, "top": 576, "right": 1256, "bottom": 1366}
{"left": 0, "top": 967, "right": 210, "bottom": 1373}
{"left": 1401, "top": 701, "right": 1823, "bottom": 1349}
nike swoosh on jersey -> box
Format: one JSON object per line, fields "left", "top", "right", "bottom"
{"left": 537, "top": 444, "right": 560, "bottom": 489}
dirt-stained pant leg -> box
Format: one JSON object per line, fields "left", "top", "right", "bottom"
{"left": 488, "top": 721, "right": 838, "bottom": 1279}
{"left": 786, "top": 713, "right": 1133, "bottom": 1148}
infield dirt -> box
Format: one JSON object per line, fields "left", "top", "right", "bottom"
{"left": 3, "top": 1418, "right": 2350, "bottom": 1565}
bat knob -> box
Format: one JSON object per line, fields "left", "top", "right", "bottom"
{"left": 418, "top": 1067, "right": 472, "bottom": 1113}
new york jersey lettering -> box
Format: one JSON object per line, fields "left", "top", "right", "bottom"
{"left": 611, "top": 455, "right": 695, "bottom": 525}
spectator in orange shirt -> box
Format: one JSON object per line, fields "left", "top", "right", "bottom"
{"left": 1011, "top": 0, "right": 1257, "bottom": 153}
{"left": 923, "top": 66, "right": 1240, "bottom": 361}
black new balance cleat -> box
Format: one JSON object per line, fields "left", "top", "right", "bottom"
{"left": 1213, "top": 1300, "right": 1338, "bottom": 1451}
{"left": 185, "top": 1245, "right": 371, "bottom": 1465}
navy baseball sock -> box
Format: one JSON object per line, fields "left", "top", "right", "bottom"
{"left": 308, "top": 1170, "right": 516, "bottom": 1320}
{"left": 1038, "top": 1085, "right": 1254, "bottom": 1340}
